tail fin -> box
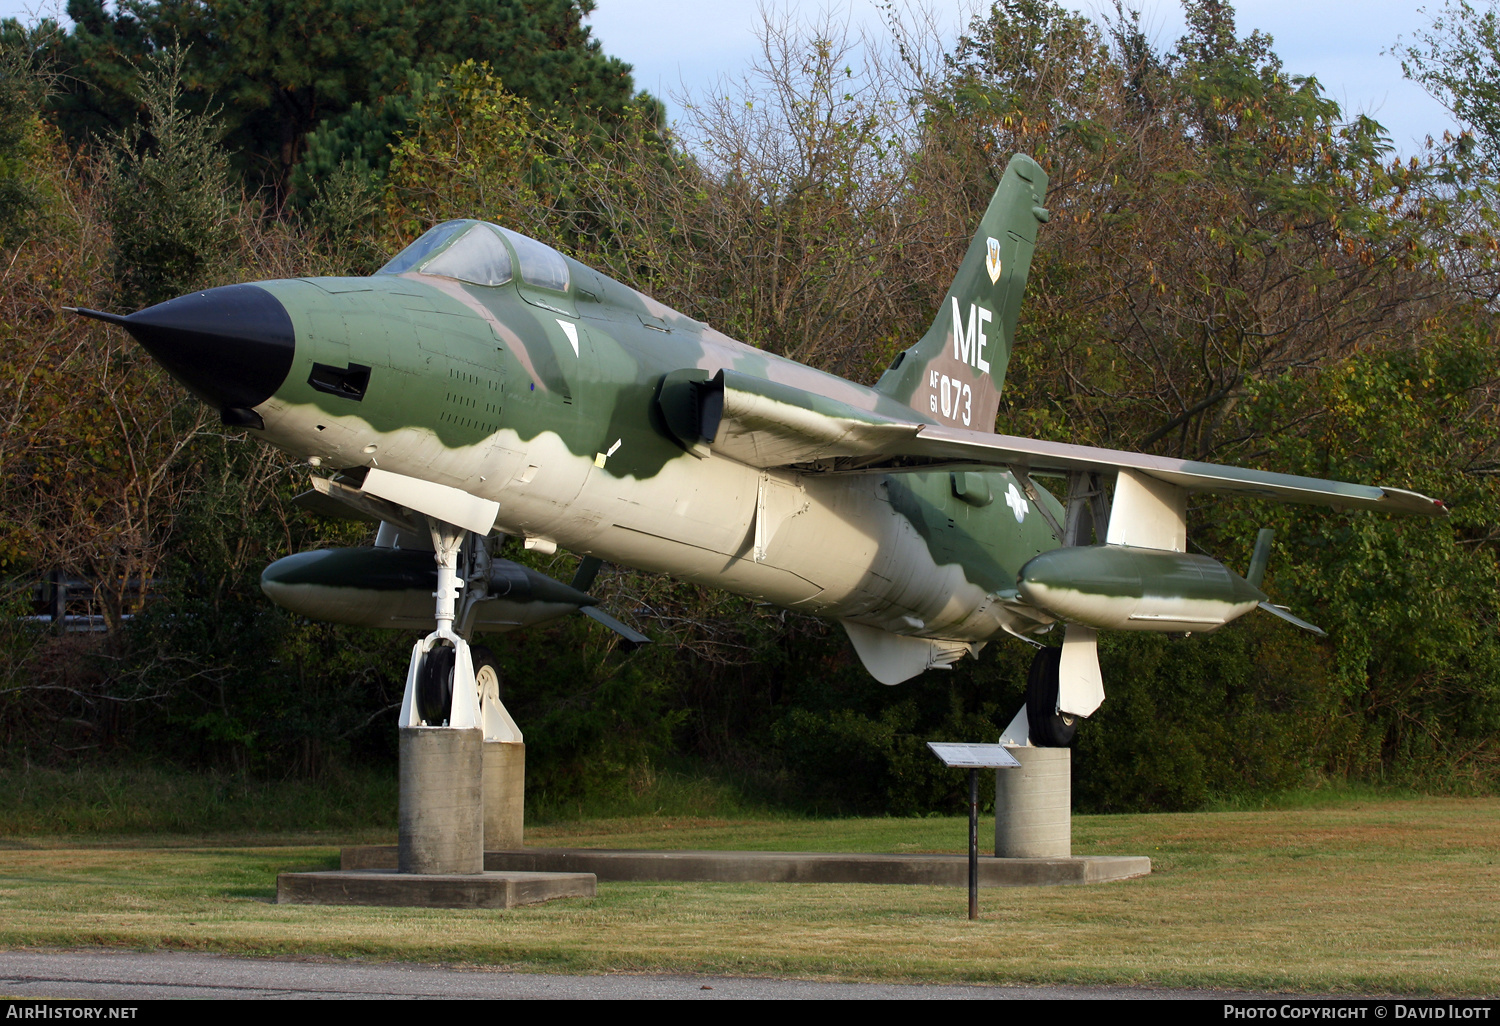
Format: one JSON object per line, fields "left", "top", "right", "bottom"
{"left": 875, "top": 154, "right": 1049, "bottom": 433}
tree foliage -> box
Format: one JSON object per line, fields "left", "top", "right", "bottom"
{"left": 44, "top": 0, "right": 645, "bottom": 195}
{"left": 1, "top": 2, "right": 1499, "bottom": 810}
{"left": 0, "top": 21, "right": 57, "bottom": 247}
{"left": 105, "top": 46, "right": 235, "bottom": 309}
{"left": 1398, "top": 0, "right": 1500, "bottom": 162}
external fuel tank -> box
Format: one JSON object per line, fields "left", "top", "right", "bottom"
{"left": 1017, "top": 545, "right": 1266, "bottom": 633}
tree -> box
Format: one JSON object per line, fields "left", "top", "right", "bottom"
{"left": 47, "top": 0, "right": 644, "bottom": 195}
{"left": 917, "top": 0, "right": 1496, "bottom": 463}
{"left": 0, "top": 20, "right": 58, "bottom": 248}
{"left": 383, "top": 10, "right": 929, "bottom": 383}
{"left": 105, "top": 45, "right": 235, "bottom": 309}
{"left": 1397, "top": 1, "right": 1500, "bottom": 162}
{"left": 3, "top": 0, "right": 1498, "bottom": 802}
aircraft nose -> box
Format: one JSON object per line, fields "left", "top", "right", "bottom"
{"left": 75, "top": 284, "right": 295, "bottom": 415}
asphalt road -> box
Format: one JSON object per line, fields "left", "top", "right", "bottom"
{"left": 0, "top": 950, "right": 1255, "bottom": 1000}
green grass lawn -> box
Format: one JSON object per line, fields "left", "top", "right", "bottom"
{"left": 0, "top": 795, "right": 1496, "bottom": 994}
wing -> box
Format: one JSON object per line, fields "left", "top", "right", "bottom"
{"left": 662, "top": 369, "right": 1446, "bottom": 517}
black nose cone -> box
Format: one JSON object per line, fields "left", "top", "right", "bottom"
{"left": 106, "top": 284, "right": 295, "bottom": 410}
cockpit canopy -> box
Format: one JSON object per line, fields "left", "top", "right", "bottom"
{"left": 376, "top": 220, "right": 571, "bottom": 292}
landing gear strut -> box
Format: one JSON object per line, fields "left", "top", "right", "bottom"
{"left": 1026, "top": 646, "right": 1077, "bottom": 748}
{"left": 396, "top": 519, "right": 520, "bottom": 743}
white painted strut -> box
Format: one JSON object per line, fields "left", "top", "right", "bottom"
{"left": 396, "top": 519, "right": 481, "bottom": 729}
{"left": 431, "top": 524, "right": 464, "bottom": 641}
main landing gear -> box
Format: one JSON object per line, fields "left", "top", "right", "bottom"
{"left": 1025, "top": 646, "right": 1077, "bottom": 748}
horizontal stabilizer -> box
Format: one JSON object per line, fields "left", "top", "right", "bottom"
{"left": 580, "top": 605, "right": 651, "bottom": 649}
{"left": 1257, "top": 601, "right": 1326, "bottom": 637}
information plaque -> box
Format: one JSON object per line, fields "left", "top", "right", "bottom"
{"left": 927, "top": 741, "right": 1022, "bottom": 920}
{"left": 926, "top": 742, "right": 1022, "bottom": 769}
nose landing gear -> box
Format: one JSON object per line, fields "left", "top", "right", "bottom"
{"left": 396, "top": 519, "right": 520, "bottom": 743}
{"left": 415, "top": 644, "right": 456, "bottom": 726}
{"left": 415, "top": 642, "right": 506, "bottom": 732}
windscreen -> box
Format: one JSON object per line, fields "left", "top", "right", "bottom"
{"left": 420, "top": 223, "right": 513, "bottom": 286}
{"left": 375, "top": 221, "right": 469, "bottom": 276}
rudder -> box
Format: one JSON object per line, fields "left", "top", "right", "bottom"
{"left": 875, "top": 154, "right": 1049, "bottom": 433}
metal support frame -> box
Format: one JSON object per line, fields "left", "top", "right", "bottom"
{"left": 928, "top": 742, "right": 1018, "bottom": 920}
{"left": 1062, "top": 470, "right": 1108, "bottom": 547}
{"left": 1008, "top": 467, "right": 1111, "bottom": 549}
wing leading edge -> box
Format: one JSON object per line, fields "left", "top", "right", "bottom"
{"left": 890, "top": 425, "right": 1445, "bottom": 517}
{"left": 663, "top": 369, "right": 1446, "bottom": 516}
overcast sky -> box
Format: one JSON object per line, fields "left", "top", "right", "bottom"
{"left": 0, "top": 0, "right": 1463, "bottom": 156}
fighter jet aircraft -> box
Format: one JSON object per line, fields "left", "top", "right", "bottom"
{"left": 72, "top": 154, "right": 1446, "bottom": 746}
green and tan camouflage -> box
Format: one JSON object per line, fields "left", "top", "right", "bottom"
{"left": 74, "top": 154, "right": 1446, "bottom": 744}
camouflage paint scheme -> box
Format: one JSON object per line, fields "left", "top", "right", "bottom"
{"left": 250, "top": 158, "right": 1065, "bottom": 665}
{"left": 88, "top": 154, "right": 1445, "bottom": 689}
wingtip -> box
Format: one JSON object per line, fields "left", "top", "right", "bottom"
{"left": 1379, "top": 487, "right": 1451, "bottom": 517}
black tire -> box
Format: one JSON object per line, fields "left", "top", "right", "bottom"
{"left": 416, "top": 644, "right": 456, "bottom": 725}
{"left": 1026, "top": 646, "right": 1077, "bottom": 748}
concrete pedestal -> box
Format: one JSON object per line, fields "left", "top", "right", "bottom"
{"left": 399, "top": 726, "right": 483, "bottom": 875}
{"left": 995, "top": 745, "right": 1071, "bottom": 858}
{"left": 483, "top": 740, "right": 525, "bottom": 851}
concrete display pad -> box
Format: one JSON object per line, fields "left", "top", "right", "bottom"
{"left": 341, "top": 846, "right": 1149, "bottom": 887}
{"left": 276, "top": 868, "right": 596, "bottom": 909}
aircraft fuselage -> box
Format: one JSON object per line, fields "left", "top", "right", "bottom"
{"left": 78, "top": 154, "right": 1444, "bottom": 711}
{"left": 247, "top": 266, "right": 1062, "bottom": 646}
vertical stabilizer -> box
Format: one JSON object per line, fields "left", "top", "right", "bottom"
{"left": 875, "top": 154, "right": 1049, "bottom": 433}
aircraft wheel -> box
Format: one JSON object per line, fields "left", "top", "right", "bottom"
{"left": 472, "top": 645, "right": 503, "bottom": 715}
{"left": 1026, "top": 646, "right": 1077, "bottom": 748}
{"left": 416, "top": 644, "right": 456, "bottom": 726}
